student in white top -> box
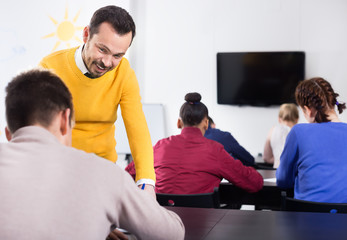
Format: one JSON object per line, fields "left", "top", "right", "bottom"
{"left": 263, "top": 103, "right": 299, "bottom": 168}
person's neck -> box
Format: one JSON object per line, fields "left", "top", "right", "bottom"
{"left": 328, "top": 114, "right": 341, "bottom": 122}
{"left": 327, "top": 108, "right": 341, "bottom": 122}
{"left": 81, "top": 45, "right": 87, "bottom": 69}
{"left": 181, "top": 125, "right": 205, "bottom": 136}
{"left": 282, "top": 120, "right": 296, "bottom": 128}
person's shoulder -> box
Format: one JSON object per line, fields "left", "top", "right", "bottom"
{"left": 204, "top": 137, "right": 225, "bottom": 150}
{"left": 60, "top": 146, "right": 131, "bottom": 194}
{"left": 120, "top": 57, "right": 130, "bottom": 65}
{"left": 154, "top": 134, "right": 178, "bottom": 148}
{"left": 114, "top": 57, "right": 135, "bottom": 83}
{"left": 206, "top": 127, "right": 229, "bottom": 137}
{"left": 317, "top": 122, "right": 347, "bottom": 133}
{"left": 273, "top": 123, "right": 290, "bottom": 134}
{"left": 292, "top": 123, "right": 309, "bottom": 130}
{"left": 336, "top": 122, "right": 347, "bottom": 129}
{"left": 290, "top": 123, "right": 318, "bottom": 137}
{"left": 62, "top": 145, "right": 120, "bottom": 171}
{"left": 117, "top": 57, "right": 131, "bottom": 69}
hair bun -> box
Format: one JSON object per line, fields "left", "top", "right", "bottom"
{"left": 185, "top": 92, "right": 202, "bottom": 103}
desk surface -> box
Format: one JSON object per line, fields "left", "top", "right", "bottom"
{"left": 219, "top": 169, "right": 290, "bottom": 209}
{"left": 167, "top": 206, "right": 347, "bottom": 240}
{"left": 221, "top": 169, "right": 276, "bottom": 186}
{"left": 256, "top": 169, "right": 277, "bottom": 186}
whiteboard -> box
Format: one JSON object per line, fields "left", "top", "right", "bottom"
{"left": 115, "top": 104, "right": 166, "bottom": 154}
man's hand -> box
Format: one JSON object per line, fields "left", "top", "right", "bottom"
{"left": 106, "top": 228, "right": 129, "bottom": 240}
{"left": 139, "top": 184, "right": 156, "bottom": 199}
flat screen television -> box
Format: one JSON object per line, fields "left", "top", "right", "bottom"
{"left": 217, "top": 51, "right": 305, "bottom": 106}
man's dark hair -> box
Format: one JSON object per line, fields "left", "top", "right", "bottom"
{"left": 207, "top": 116, "right": 214, "bottom": 126}
{"left": 5, "top": 69, "right": 74, "bottom": 133}
{"left": 89, "top": 5, "right": 136, "bottom": 44}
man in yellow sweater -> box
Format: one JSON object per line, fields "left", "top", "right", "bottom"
{"left": 39, "top": 5, "right": 155, "bottom": 195}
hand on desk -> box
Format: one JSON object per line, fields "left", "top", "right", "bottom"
{"left": 106, "top": 228, "right": 129, "bottom": 240}
{"left": 139, "top": 184, "right": 156, "bottom": 199}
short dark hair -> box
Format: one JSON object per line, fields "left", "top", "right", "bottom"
{"left": 295, "top": 77, "right": 346, "bottom": 123}
{"left": 179, "top": 92, "right": 208, "bottom": 126}
{"left": 89, "top": 5, "right": 136, "bottom": 43}
{"left": 207, "top": 116, "right": 214, "bottom": 126}
{"left": 5, "top": 69, "right": 74, "bottom": 133}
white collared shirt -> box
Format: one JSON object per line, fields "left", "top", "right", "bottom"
{"left": 74, "top": 45, "right": 89, "bottom": 75}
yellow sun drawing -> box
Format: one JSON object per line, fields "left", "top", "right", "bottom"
{"left": 43, "top": 6, "right": 84, "bottom": 52}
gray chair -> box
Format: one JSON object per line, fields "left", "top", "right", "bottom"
{"left": 281, "top": 191, "right": 347, "bottom": 214}
{"left": 156, "top": 187, "right": 220, "bottom": 208}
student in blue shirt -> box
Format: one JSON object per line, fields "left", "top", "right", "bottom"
{"left": 276, "top": 77, "right": 347, "bottom": 203}
{"left": 205, "top": 117, "right": 255, "bottom": 166}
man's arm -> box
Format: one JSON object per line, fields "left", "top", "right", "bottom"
{"left": 125, "top": 161, "right": 156, "bottom": 198}
{"left": 223, "top": 132, "right": 255, "bottom": 166}
{"left": 118, "top": 59, "right": 156, "bottom": 189}
{"left": 218, "top": 147, "right": 263, "bottom": 193}
{"left": 116, "top": 170, "right": 185, "bottom": 240}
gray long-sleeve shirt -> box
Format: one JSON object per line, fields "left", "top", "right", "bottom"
{"left": 0, "top": 126, "right": 184, "bottom": 240}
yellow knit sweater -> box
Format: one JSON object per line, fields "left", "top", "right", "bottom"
{"left": 39, "top": 47, "right": 155, "bottom": 182}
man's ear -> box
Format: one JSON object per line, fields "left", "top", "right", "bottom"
{"left": 82, "top": 26, "right": 90, "bottom": 43}
{"left": 60, "top": 109, "right": 71, "bottom": 136}
{"left": 5, "top": 127, "right": 12, "bottom": 141}
{"left": 177, "top": 118, "right": 183, "bottom": 129}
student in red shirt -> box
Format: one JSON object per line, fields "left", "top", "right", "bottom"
{"left": 126, "top": 92, "right": 263, "bottom": 194}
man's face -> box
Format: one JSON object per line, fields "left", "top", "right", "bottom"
{"left": 82, "top": 22, "right": 132, "bottom": 78}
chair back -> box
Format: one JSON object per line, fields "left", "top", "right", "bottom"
{"left": 156, "top": 187, "right": 220, "bottom": 208}
{"left": 281, "top": 191, "right": 347, "bottom": 214}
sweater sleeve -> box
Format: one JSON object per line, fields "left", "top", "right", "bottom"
{"left": 276, "top": 128, "right": 298, "bottom": 189}
{"left": 117, "top": 170, "right": 185, "bottom": 240}
{"left": 218, "top": 147, "right": 263, "bottom": 193}
{"left": 119, "top": 61, "right": 155, "bottom": 183}
{"left": 223, "top": 132, "right": 255, "bottom": 166}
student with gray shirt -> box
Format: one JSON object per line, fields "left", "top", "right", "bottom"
{"left": 0, "top": 69, "right": 184, "bottom": 240}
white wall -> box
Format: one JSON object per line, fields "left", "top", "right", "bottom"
{"left": 130, "top": 0, "right": 347, "bottom": 156}
{"left": 1, "top": 0, "right": 347, "bottom": 157}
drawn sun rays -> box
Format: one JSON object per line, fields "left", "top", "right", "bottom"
{"left": 43, "top": 6, "right": 84, "bottom": 52}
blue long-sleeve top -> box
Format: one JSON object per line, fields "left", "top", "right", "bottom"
{"left": 276, "top": 122, "right": 347, "bottom": 202}
{"left": 204, "top": 126, "right": 255, "bottom": 166}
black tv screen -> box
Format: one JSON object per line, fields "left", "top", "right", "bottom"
{"left": 217, "top": 52, "right": 305, "bottom": 106}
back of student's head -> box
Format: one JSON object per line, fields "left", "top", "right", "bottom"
{"left": 179, "top": 92, "right": 208, "bottom": 126}
{"left": 5, "top": 69, "right": 74, "bottom": 133}
{"left": 295, "top": 77, "right": 346, "bottom": 123}
{"left": 207, "top": 116, "right": 214, "bottom": 127}
{"left": 278, "top": 103, "right": 299, "bottom": 123}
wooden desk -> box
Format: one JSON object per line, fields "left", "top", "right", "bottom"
{"left": 167, "top": 206, "right": 347, "bottom": 240}
{"left": 219, "top": 169, "right": 292, "bottom": 210}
